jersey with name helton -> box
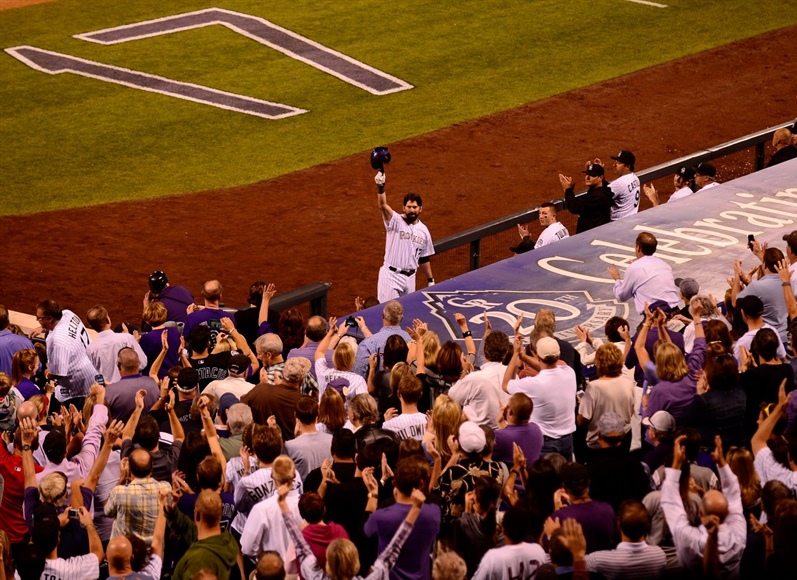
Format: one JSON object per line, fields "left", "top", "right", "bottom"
{"left": 47, "top": 309, "right": 98, "bottom": 401}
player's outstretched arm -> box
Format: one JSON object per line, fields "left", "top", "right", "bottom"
{"left": 375, "top": 172, "right": 394, "bottom": 223}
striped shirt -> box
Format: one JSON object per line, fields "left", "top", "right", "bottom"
{"left": 41, "top": 554, "right": 100, "bottom": 580}
{"left": 585, "top": 542, "right": 667, "bottom": 579}
{"left": 383, "top": 412, "right": 428, "bottom": 442}
{"left": 231, "top": 465, "right": 303, "bottom": 534}
{"left": 315, "top": 359, "right": 368, "bottom": 404}
{"left": 383, "top": 211, "right": 434, "bottom": 271}
{"left": 46, "top": 309, "right": 98, "bottom": 401}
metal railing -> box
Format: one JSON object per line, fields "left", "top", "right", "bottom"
{"left": 269, "top": 281, "right": 332, "bottom": 317}
{"left": 434, "top": 120, "right": 796, "bottom": 271}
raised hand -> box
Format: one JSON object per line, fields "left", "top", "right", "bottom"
{"left": 711, "top": 435, "right": 726, "bottom": 467}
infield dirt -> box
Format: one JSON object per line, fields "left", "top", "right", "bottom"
{"left": 2, "top": 24, "right": 796, "bottom": 323}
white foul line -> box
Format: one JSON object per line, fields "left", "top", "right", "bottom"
{"left": 626, "top": 0, "right": 668, "bottom": 7}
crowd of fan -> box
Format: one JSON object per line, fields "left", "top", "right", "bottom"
{"left": 1, "top": 131, "right": 797, "bottom": 579}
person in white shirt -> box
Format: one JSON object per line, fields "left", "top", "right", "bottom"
{"left": 661, "top": 434, "right": 746, "bottom": 576}
{"left": 502, "top": 336, "right": 576, "bottom": 458}
{"left": 751, "top": 385, "right": 797, "bottom": 494}
{"left": 472, "top": 505, "right": 546, "bottom": 580}
{"left": 31, "top": 299, "right": 98, "bottom": 404}
{"left": 682, "top": 295, "right": 733, "bottom": 355}
{"left": 448, "top": 331, "right": 510, "bottom": 429}
{"left": 607, "top": 150, "right": 640, "bottom": 220}
{"left": 608, "top": 232, "right": 680, "bottom": 315}
{"left": 33, "top": 503, "right": 105, "bottom": 580}
{"left": 204, "top": 354, "right": 255, "bottom": 400}
{"left": 383, "top": 373, "right": 428, "bottom": 441}
{"left": 85, "top": 305, "right": 147, "bottom": 384}
{"left": 240, "top": 455, "right": 302, "bottom": 563}
{"left": 514, "top": 203, "right": 570, "bottom": 254}
{"left": 314, "top": 318, "right": 368, "bottom": 406}
{"left": 694, "top": 162, "right": 721, "bottom": 191}
{"left": 643, "top": 166, "right": 696, "bottom": 206}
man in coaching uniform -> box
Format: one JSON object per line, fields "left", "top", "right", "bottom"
{"left": 374, "top": 171, "right": 435, "bottom": 302}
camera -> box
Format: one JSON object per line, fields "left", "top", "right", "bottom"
{"left": 345, "top": 316, "right": 358, "bottom": 328}
{"left": 68, "top": 508, "right": 80, "bottom": 520}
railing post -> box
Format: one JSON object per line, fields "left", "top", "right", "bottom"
{"left": 310, "top": 289, "right": 329, "bottom": 318}
{"left": 470, "top": 239, "right": 481, "bottom": 271}
{"left": 754, "top": 142, "right": 766, "bottom": 171}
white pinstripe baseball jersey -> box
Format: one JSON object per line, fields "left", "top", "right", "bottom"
{"left": 46, "top": 309, "right": 98, "bottom": 401}
{"left": 382, "top": 412, "right": 428, "bottom": 442}
{"left": 225, "top": 455, "right": 258, "bottom": 491}
{"left": 41, "top": 553, "right": 100, "bottom": 580}
{"left": 315, "top": 359, "right": 368, "bottom": 405}
{"left": 534, "top": 222, "right": 569, "bottom": 249}
{"left": 231, "top": 465, "right": 303, "bottom": 534}
{"left": 609, "top": 172, "right": 641, "bottom": 220}
{"left": 382, "top": 211, "right": 434, "bottom": 271}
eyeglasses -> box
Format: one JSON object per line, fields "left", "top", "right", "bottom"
{"left": 36, "top": 315, "right": 50, "bottom": 322}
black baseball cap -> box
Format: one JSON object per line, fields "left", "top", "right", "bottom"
{"left": 737, "top": 295, "right": 764, "bottom": 318}
{"left": 148, "top": 271, "right": 168, "bottom": 294}
{"left": 783, "top": 231, "right": 797, "bottom": 255}
{"left": 676, "top": 166, "right": 695, "bottom": 180}
{"left": 693, "top": 162, "right": 717, "bottom": 178}
{"left": 228, "top": 354, "right": 251, "bottom": 375}
{"left": 582, "top": 163, "right": 605, "bottom": 177}
{"left": 611, "top": 150, "right": 636, "bottom": 166}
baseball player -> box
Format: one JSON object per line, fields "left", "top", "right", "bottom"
{"left": 374, "top": 171, "right": 435, "bottom": 302}
{"left": 516, "top": 202, "right": 569, "bottom": 250}
{"left": 31, "top": 300, "right": 98, "bottom": 405}
{"left": 607, "top": 150, "right": 640, "bottom": 220}
{"left": 643, "top": 166, "right": 695, "bottom": 206}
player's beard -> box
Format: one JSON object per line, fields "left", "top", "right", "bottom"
{"left": 404, "top": 213, "right": 418, "bottom": 224}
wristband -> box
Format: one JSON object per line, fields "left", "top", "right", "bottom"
{"left": 428, "top": 278, "right": 435, "bottom": 283}
{"left": 462, "top": 331, "right": 472, "bottom": 338}
{"left": 783, "top": 282, "right": 791, "bottom": 287}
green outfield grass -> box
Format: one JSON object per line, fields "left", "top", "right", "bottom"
{"left": 2, "top": 0, "right": 796, "bottom": 215}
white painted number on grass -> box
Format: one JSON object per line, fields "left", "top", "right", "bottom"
{"left": 5, "top": 7, "right": 413, "bottom": 119}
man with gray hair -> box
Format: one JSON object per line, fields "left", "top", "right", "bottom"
{"left": 682, "top": 294, "right": 732, "bottom": 354}
{"left": 243, "top": 357, "right": 311, "bottom": 442}
{"left": 255, "top": 333, "right": 285, "bottom": 384}
{"left": 218, "top": 403, "right": 253, "bottom": 461}
{"left": 106, "top": 348, "right": 160, "bottom": 421}
{"left": 352, "top": 300, "right": 412, "bottom": 378}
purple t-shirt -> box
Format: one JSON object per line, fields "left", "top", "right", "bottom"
{"left": 551, "top": 501, "right": 617, "bottom": 553}
{"left": 493, "top": 423, "right": 544, "bottom": 468}
{"left": 156, "top": 285, "right": 195, "bottom": 324}
{"left": 183, "top": 308, "right": 235, "bottom": 352}
{"left": 364, "top": 502, "right": 441, "bottom": 580}
{"left": 15, "top": 377, "right": 41, "bottom": 400}
{"left": 643, "top": 337, "right": 706, "bottom": 424}
{"left": 177, "top": 490, "right": 236, "bottom": 531}
{"left": 139, "top": 327, "right": 181, "bottom": 379}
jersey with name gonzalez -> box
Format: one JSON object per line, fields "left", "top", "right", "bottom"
{"left": 383, "top": 211, "right": 434, "bottom": 271}
{"left": 609, "top": 172, "right": 641, "bottom": 220}
{"left": 535, "top": 222, "right": 570, "bottom": 249}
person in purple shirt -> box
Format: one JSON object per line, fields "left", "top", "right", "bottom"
{"left": 0, "top": 304, "right": 34, "bottom": 377}
{"left": 364, "top": 458, "right": 441, "bottom": 580}
{"left": 549, "top": 462, "right": 617, "bottom": 553}
{"left": 140, "top": 302, "right": 182, "bottom": 380}
{"left": 352, "top": 301, "right": 412, "bottom": 379}
{"left": 287, "top": 315, "right": 334, "bottom": 380}
{"left": 11, "top": 348, "right": 42, "bottom": 400}
{"left": 637, "top": 300, "right": 706, "bottom": 425}
{"left": 624, "top": 300, "right": 685, "bottom": 385}
{"left": 493, "top": 393, "right": 543, "bottom": 468}
{"left": 146, "top": 270, "right": 195, "bottom": 325}
{"left": 182, "top": 280, "right": 236, "bottom": 352}
{"left": 105, "top": 348, "right": 160, "bottom": 422}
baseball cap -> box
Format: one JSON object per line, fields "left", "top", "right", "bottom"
{"left": 675, "top": 277, "right": 699, "bottom": 299}
{"left": 536, "top": 337, "right": 560, "bottom": 359}
{"left": 737, "top": 295, "right": 764, "bottom": 318}
{"left": 648, "top": 300, "right": 673, "bottom": 316}
{"left": 693, "top": 162, "right": 717, "bottom": 178}
{"left": 228, "top": 354, "right": 251, "bottom": 375}
{"left": 458, "top": 421, "right": 487, "bottom": 454}
{"left": 176, "top": 367, "right": 200, "bottom": 393}
{"left": 642, "top": 410, "right": 676, "bottom": 433}
{"left": 148, "top": 270, "right": 169, "bottom": 294}
{"left": 510, "top": 237, "right": 535, "bottom": 254}
{"left": 218, "top": 393, "right": 239, "bottom": 423}
{"left": 610, "top": 150, "right": 636, "bottom": 166}
{"left": 582, "top": 163, "right": 605, "bottom": 177}
{"left": 327, "top": 377, "right": 351, "bottom": 397}
{"left": 31, "top": 504, "right": 61, "bottom": 548}
{"left": 597, "top": 412, "right": 625, "bottom": 437}
{"left": 676, "top": 166, "right": 695, "bottom": 181}
{"left": 783, "top": 231, "right": 797, "bottom": 255}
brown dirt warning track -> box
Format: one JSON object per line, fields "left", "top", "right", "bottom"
{"left": 2, "top": 23, "right": 796, "bottom": 323}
